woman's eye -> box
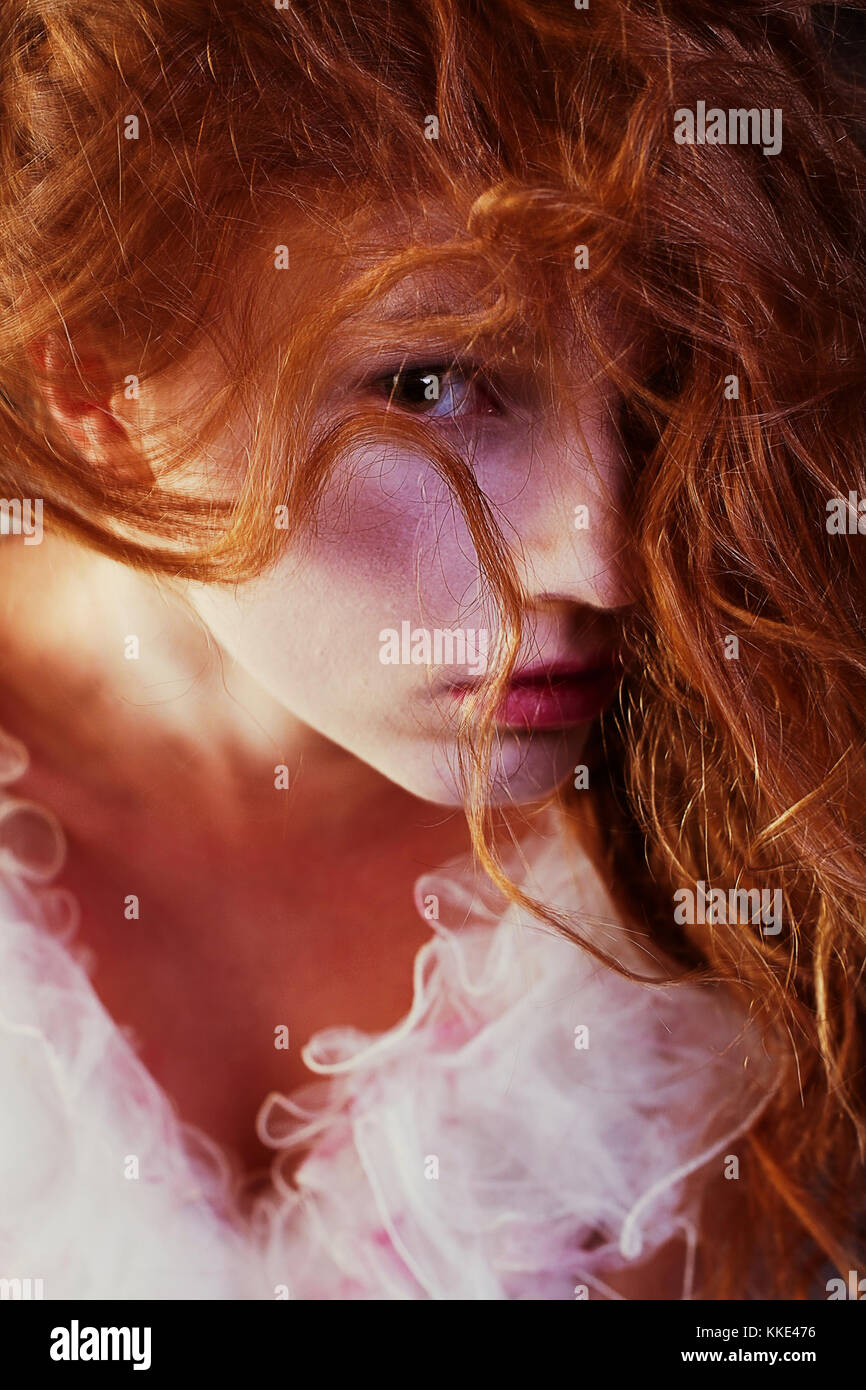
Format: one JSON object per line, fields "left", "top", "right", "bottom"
{"left": 378, "top": 365, "right": 499, "bottom": 421}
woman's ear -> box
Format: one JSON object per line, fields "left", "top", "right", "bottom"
{"left": 28, "top": 331, "right": 154, "bottom": 483}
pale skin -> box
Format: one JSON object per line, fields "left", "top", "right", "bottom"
{"left": 0, "top": 211, "right": 700, "bottom": 1296}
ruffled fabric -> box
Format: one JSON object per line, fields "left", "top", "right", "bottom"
{"left": 252, "top": 828, "right": 775, "bottom": 1299}
{"left": 0, "top": 735, "right": 777, "bottom": 1300}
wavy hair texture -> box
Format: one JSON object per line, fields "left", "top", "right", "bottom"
{"left": 0, "top": 0, "right": 865, "bottom": 1297}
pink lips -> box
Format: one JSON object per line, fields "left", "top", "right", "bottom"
{"left": 450, "top": 655, "right": 621, "bottom": 730}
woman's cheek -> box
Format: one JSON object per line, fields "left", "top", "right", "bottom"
{"left": 185, "top": 444, "right": 494, "bottom": 778}
{"left": 309, "top": 446, "right": 489, "bottom": 627}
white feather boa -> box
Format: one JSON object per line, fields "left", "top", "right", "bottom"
{"left": 0, "top": 766, "right": 776, "bottom": 1300}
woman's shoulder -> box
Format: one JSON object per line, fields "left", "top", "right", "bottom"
{"left": 0, "top": 759, "right": 256, "bottom": 1299}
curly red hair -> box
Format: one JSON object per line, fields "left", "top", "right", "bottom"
{"left": 0, "top": 0, "right": 864, "bottom": 1296}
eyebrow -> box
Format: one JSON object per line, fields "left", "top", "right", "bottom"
{"left": 327, "top": 260, "right": 539, "bottom": 373}
{"left": 352, "top": 253, "right": 506, "bottom": 318}
{"left": 368, "top": 286, "right": 476, "bottom": 325}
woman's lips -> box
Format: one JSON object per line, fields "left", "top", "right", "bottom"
{"left": 449, "top": 657, "right": 621, "bottom": 730}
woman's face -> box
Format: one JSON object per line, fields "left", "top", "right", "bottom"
{"left": 183, "top": 219, "right": 636, "bottom": 806}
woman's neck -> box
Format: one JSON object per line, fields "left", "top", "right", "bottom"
{"left": 0, "top": 535, "right": 479, "bottom": 1171}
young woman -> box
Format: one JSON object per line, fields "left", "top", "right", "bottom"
{"left": 0, "top": 0, "right": 863, "bottom": 1300}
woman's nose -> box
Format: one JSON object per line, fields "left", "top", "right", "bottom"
{"left": 507, "top": 427, "right": 639, "bottom": 613}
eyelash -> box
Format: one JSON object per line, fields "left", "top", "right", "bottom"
{"left": 370, "top": 361, "right": 503, "bottom": 421}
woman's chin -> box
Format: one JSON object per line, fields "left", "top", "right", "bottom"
{"left": 413, "top": 726, "right": 592, "bottom": 808}
{"left": 490, "top": 729, "right": 591, "bottom": 803}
